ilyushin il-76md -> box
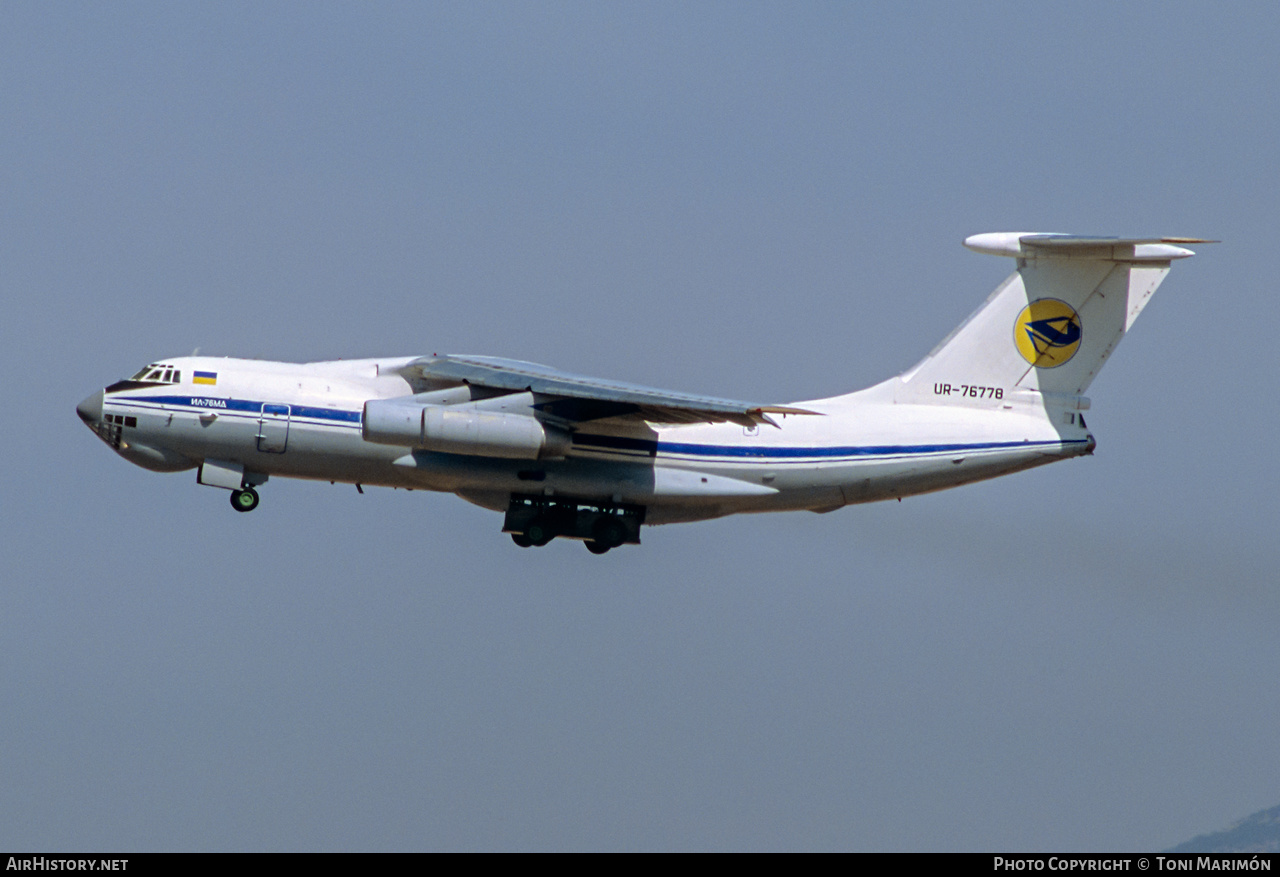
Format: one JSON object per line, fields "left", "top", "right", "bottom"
{"left": 77, "top": 233, "right": 1210, "bottom": 554}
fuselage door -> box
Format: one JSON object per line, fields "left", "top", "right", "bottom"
{"left": 257, "top": 403, "right": 290, "bottom": 453}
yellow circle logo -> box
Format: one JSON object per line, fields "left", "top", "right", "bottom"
{"left": 1014, "top": 299, "right": 1082, "bottom": 368}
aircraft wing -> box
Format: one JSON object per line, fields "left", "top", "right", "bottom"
{"left": 401, "top": 354, "right": 818, "bottom": 427}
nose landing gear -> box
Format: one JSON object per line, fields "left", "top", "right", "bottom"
{"left": 230, "top": 487, "right": 260, "bottom": 512}
{"left": 200, "top": 461, "right": 267, "bottom": 512}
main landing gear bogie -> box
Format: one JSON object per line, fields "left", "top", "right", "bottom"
{"left": 230, "top": 486, "right": 260, "bottom": 513}
{"left": 503, "top": 494, "right": 644, "bottom": 554}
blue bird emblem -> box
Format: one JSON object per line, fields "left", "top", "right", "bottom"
{"left": 1014, "top": 300, "right": 1083, "bottom": 367}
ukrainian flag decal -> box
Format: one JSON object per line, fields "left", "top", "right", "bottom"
{"left": 1014, "top": 299, "right": 1082, "bottom": 368}
{"left": 193, "top": 370, "right": 218, "bottom": 385}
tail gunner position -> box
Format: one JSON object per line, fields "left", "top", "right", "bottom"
{"left": 77, "top": 234, "right": 1210, "bottom": 553}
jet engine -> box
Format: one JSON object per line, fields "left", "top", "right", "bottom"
{"left": 362, "top": 399, "right": 571, "bottom": 460}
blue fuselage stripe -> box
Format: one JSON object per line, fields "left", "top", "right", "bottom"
{"left": 110, "top": 395, "right": 1080, "bottom": 463}
{"left": 572, "top": 432, "right": 1083, "bottom": 461}
{"left": 116, "top": 395, "right": 362, "bottom": 424}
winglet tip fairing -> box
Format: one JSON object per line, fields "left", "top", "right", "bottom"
{"left": 78, "top": 231, "right": 1207, "bottom": 553}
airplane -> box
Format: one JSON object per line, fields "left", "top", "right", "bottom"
{"left": 76, "top": 233, "right": 1210, "bottom": 554}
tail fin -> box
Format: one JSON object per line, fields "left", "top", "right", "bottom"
{"left": 895, "top": 234, "right": 1210, "bottom": 407}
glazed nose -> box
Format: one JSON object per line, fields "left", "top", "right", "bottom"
{"left": 76, "top": 390, "right": 104, "bottom": 425}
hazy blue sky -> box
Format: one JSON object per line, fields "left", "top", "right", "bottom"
{"left": 3, "top": 1, "right": 1277, "bottom": 851}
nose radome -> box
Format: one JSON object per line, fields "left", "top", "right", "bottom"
{"left": 76, "top": 390, "right": 104, "bottom": 425}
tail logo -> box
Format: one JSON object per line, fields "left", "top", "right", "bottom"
{"left": 1014, "top": 299, "right": 1082, "bottom": 368}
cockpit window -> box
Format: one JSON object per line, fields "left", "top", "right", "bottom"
{"left": 129, "top": 364, "right": 182, "bottom": 385}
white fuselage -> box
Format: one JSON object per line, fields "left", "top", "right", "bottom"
{"left": 82, "top": 354, "right": 1091, "bottom": 526}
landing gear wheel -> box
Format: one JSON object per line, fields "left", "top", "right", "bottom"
{"left": 511, "top": 532, "right": 533, "bottom": 548}
{"left": 592, "top": 517, "right": 626, "bottom": 550}
{"left": 525, "top": 518, "right": 555, "bottom": 547}
{"left": 585, "top": 540, "right": 611, "bottom": 555}
{"left": 231, "top": 487, "right": 260, "bottom": 512}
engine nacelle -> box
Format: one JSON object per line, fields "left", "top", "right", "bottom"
{"left": 362, "top": 399, "right": 571, "bottom": 460}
